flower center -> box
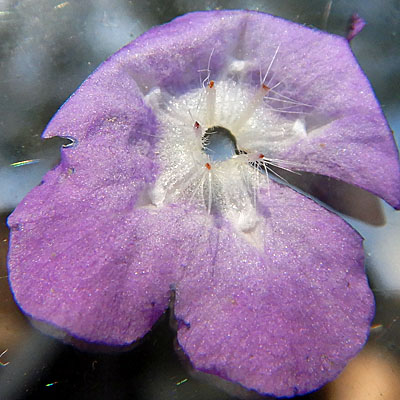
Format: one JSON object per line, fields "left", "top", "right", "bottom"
{"left": 142, "top": 56, "right": 311, "bottom": 246}
{"left": 203, "top": 126, "right": 238, "bottom": 162}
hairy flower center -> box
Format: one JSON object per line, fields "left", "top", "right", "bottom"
{"left": 143, "top": 57, "right": 311, "bottom": 246}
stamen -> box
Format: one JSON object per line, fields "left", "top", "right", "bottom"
{"left": 199, "top": 47, "right": 215, "bottom": 87}
{"left": 206, "top": 80, "right": 216, "bottom": 126}
{"left": 186, "top": 163, "right": 215, "bottom": 212}
{"left": 231, "top": 84, "right": 270, "bottom": 132}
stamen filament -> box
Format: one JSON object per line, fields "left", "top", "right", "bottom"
{"left": 206, "top": 80, "right": 216, "bottom": 126}
{"left": 231, "top": 84, "right": 270, "bottom": 132}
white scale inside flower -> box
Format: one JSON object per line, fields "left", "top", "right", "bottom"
{"left": 144, "top": 60, "right": 311, "bottom": 246}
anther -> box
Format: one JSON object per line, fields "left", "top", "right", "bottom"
{"left": 262, "top": 84, "right": 270, "bottom": 91}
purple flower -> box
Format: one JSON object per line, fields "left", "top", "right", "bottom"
{"left": 7, "top": 10, "right": 400, "bottom": 398}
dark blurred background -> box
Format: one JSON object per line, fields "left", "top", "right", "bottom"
{"left": 0, "top": 1, "right": 399, "bottom": 399}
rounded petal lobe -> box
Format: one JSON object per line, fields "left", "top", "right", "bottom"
{"left": 8, "top": 101, "right": 194, "bottom": 345}
{"left": 8, "top": 175, "right": 185, "bottom": 345}
{"left": 8, "top": 31, "right": 169, "bottom": 345}
{"left": 174, "top": 181, "right": 374, "bottom": 397}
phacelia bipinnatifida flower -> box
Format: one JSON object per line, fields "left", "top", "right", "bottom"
{"left": 7, "top": 10, "right": 400, "bottom": 397}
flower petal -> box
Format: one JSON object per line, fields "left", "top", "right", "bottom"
{"left": 174, "top": 181, "right": 374, "bottom": 397}
{"left": 283, "top": 114, "right": 400, "bottom": 209}
{"left": 5, "top": 9, "right": 392, "bottom": 394}
{"left": 7, "top": 67, "right": 178, "bottom": 345}
{"left": 8, "top": 186, "right": 185, "bottom": 345}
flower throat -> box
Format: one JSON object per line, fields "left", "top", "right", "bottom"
{"left": 202, "top": 126, "right": 239, "bottom": 162}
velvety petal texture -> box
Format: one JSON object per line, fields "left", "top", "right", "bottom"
{"left": 175, "top": 181, "right": 373, "bottom": 397}
{"left": 283, "top": 114, "right": 400, "bottom": 208}
{"left": 7, "top": 9, "right": 400, "bottom": 398}
{"left": 8, "top": 66, "right": 165, "bottom": 344}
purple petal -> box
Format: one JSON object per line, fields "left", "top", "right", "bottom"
{"left": 282, "top": 114, "right": 400, "bottom": 209}
{"left": 8, "top": 188, "right": 185, "bottom": 345}
{"left": 7, "top": 54, "right": 171, "bottom": 344}
{"left": 7, "top": 69, "right": 173, "bottom": 345}
{"left": 175, "top": 181, "right": 374, "bottom": 397}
